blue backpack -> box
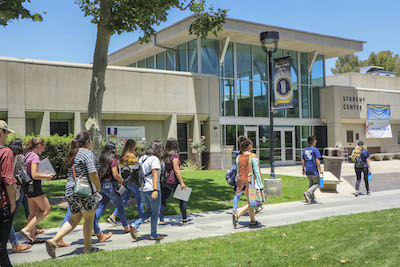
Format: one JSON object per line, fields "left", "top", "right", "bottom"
{"left": 226, "top": 156, "right": 239, "bottom": 186}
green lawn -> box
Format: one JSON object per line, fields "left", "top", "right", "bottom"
{"left": 18, "top": 209, "right": 400, "bottom": 266}
{"left": 13, "top": 170, "right": 309, "bottom": 231}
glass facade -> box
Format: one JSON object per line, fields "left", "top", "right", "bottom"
{"left": 156, "top": 52, "right": 166, "bottom": 70}
{"left": 188, "top": 39, "right": 198, "bottom": 73}
{"left": 177, "top": 43, "right": 188, "bottom": 71}
{"left": 201, "top": 39, "right": 219, "bottom": 75}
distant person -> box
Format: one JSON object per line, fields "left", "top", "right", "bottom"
{"left": 159, "top": 138, "right": 192, "bottom": 225}
{"left": 108, "top": 139, "right": 144, "bottom": 226}
{"left": 0, "top": 121, "right": 17, "bottom": 267}
{"left": 7, "top": 139, "right": 32, "bottom": 253}
{"left": 93, "top": 142, "right": 133, "bottom": 238}
{"left": 131, "top": 141, "right": 164, "bottom": 240}
{"left": 45, "top": 131, "right": 102, "bottom": 258}
{"left": 20, "top": 138, "right": 53, "bottom": 244}
{"left": 232, "top": 136, "right": 263, "bottom": 228}
{"left": 351, "top": 141, "right": 371, "bottom": 196}
{"left": 302, "top": 136, "right": 323, "bottom": 204}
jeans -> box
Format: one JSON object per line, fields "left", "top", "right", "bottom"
{"left": 1, "top": 205, "right": 14, "bottom": 267}
{"left": 9, "top": 188, "right": 25, "bottom": 246}
{"left": 112, "top": 182, "right": 143, "bottom": 218}
{"left": 134, "top": 191, "right": 161, "bottom": 238}
{"left": 233, "top": 191, "right": 244, "bottom": 212}
{"left": 93, "top": 181, "right": 128, "bottom": 234}
{"left": 305, "top": 175, "right": 319, "bottom": 201}
{"left": 159, "top": 183, "right": 187, "bottom": 222}
{"left": 355, "top": 168, "right": 369, "bottom": 192}
{"left": 61, "top": 206, "right": 71, "bottom": 227}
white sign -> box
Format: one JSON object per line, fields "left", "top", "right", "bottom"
{"left": 173, "top": 184, "right": 192, "bottom": 202}
{"left": 37, "top": 158, "right": 56, "bottom": 175}
{"left": 366, "top": 120, "right": 392, "bottom": 138}
{"left": 106, "top": 126, "right": 146, "bottom": 147}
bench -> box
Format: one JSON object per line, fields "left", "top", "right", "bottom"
{"left": 321, "top": 171, "right": 340, "bottom": 192}
{"left": 372, "top": 153, "right": 395, "bottom": 161}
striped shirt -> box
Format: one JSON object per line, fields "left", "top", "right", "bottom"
{"left": 65, "top": 149, "right": 97, "bottom": 198}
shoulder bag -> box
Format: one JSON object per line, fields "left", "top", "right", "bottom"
{"left": 73, "top": 166, "right": 93, "bottom": 197}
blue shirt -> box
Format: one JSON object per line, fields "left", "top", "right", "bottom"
{"left": 302, "top": 146, "right": 322, "bottom": 175}
{"left": 355, "top": 149, "right": 370, "bottom": 169}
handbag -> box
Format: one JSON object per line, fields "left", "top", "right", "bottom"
{"left": 247, "top": 154, "right": 263, "bottom": 209}
{"left": 72, "top": 166, "right": 93, "bottom": 197}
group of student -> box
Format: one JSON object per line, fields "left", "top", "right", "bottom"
{"left": 0, "top": 120, "right": 190, "bottom": 266}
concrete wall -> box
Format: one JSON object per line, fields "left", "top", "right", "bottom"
{"left": 327, "top": 72, "right": 400, "bottom": 91}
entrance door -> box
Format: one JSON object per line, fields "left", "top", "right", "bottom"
{"left": 244, "top": 126, "right": 259, "bottom": 156}
{"left": 273, "top": 127, "right": 295, "bottom": 165}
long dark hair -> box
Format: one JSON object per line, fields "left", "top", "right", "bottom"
{"left": 238, "top": 135, "right": 253, "bottom": 154}
{"left": 119, "top": 139, "right": 136, "bottom": 164}
{"left": 9, "top": 139, "right": 24, "bottom": 156}
{"left": 162, "top": 138, "right": 180, "bottom": 164}
{"left": 98, "top": 142, "right": 116, "bottom": 179}
{"left": 65, "top": 131, "right": 91, "bottom": 168}
{"left": 145, "top": 140, "right": 164, "bottom": 159}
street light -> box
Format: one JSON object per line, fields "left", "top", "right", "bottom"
{"left": 260, "top": 31, "right": 279, "bottom": 179}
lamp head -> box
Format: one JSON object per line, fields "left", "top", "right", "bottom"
{"left": 260, "top": 31, "right": 279, "bottom": 53}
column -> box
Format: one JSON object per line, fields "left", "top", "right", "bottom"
{"left": 40, "top": 111, "right": 50, "bottom": 136}
{"left": 7, "top": 62, "right": 26, "bottom": 136}
{"left": 74, "top": 112, "right": 82, "bottom": 136}
{"left": 190, "top": 114, "right": 201, "bottom": 164}
{"left": 163, "top": 114, "right": 177, "bottom": 142}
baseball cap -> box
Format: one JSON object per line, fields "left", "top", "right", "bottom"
{"left": 0, "top": 120, "right": 15, "bottom": 134}
{"left": 357, "top": 141, "right": 364, "bottom": 146}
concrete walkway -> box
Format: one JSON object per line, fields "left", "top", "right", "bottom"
{"left": 9, "top": 189, "right": 400, "bottom": 266}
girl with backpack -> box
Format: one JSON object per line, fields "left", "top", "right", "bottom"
{"left": 131, "top": 141, "right": 164, "bottom": 240}
{"left": 159, "top": 138, "right": 192, "bottom": 225}
{"left": 93, "top": 142, "right": 134, "bottom": 240}
{"left": 20, "top": 137, "right": 53, "bottom": 245}
{"left": 107, "top": 139, "right": 144, "bottom": 226}
{"left": 351, "top": 141, "right": 371, "bottom": 196}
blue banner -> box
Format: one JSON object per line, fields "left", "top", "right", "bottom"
{"left": 273, "top": 56, "right": 293, "bottom": 109}
{"left": 367, "top": 104, "right": 391, "bottom": 120}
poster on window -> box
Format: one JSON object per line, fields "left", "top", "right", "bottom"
{"left": 367, "top": 104, "right": 391, "bottom": 120}
{"left": 106, "top": 126, "right": 146, "bottom": 147}
{"left": 273, "top": 56, "right": 293, "bottom": 109}
{"left": 366, "top": 120, "right": 392, "bottom": 138}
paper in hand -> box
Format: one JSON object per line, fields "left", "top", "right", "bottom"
{"left": 37, "top": 158, "right": 56, "bottom": 176}
{"left": 173, "top": 184, "right": 192, "bottom": 202}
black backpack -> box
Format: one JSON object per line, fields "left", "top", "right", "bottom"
{"left": 226, "top": 156, "right": 239, "bottom": 187}
{"left": 120, "top": 156, "right": 150, "bottom": 187}
{"left": 355, "top": 150, "right": 366, "bottom": 169}
{"left": 160, "top": 161, "right": 173, "bottom": 184}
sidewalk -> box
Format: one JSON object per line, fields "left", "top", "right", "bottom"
{"left": 10, "top": 189, "right": 400, "bottom": 265}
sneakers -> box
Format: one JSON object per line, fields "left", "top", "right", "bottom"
{"left": 355, "top": 190, "right": 359, "bottom": 197}
{"left": 12, "top": 243, "right": 32, "bottom": 253}
{"left": 367, "top": 190, "right": 372, "bottom": 195}
{"left": 130, "top": 226, "right": 138, "bottom": 240}
{"left": 232, "top": 212, "right": 238, "bottom": 228}
{"left": 97, "top": 232, "right": 113, "bottom": 243}
{"left": 150, "top": 235, "right": 165, "bottom": 240}
{"left": 303, "top": 192, "right": 311, "bottom": 204}
{"left": 107, "top": 216, "right": 118, "bottom": 227}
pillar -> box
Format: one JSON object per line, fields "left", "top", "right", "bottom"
{"left": 163, "top": 114, "right": 177, "bottom": 142}
{"left": 7, "top": 62, "right": 26, "bottom": 136}
{"left": 74, "top": 112, "right": 82, "bottom": 136}
{"left": 40, "top": 111, "right": 50, "bottom": 136}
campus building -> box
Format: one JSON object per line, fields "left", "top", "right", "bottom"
{"left": 3, "top": 16, "right": 397, "bottom": 169}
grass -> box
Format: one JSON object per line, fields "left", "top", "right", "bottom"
{"left": 13, "top": 170, "right": 309, "bottom": 231}
{"left": 18, "top": 208, "right": 400, "bottom": 266}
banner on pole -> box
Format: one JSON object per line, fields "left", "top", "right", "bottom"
{"left": 366, "top": 120, "right": 392, "bottom": 138}
{"left": 273, "top": 56, "right": 293, "bottom": 109}
{"left": 367, "top": 104, "right": 391, "bottom": 120}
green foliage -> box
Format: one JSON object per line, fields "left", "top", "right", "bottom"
{"left": 331, "top": 54, "right": 367, "bottom": 74}
{"left": 6, "top": 134, "right": 74, "bottom": 178}
{"left": 0, "top": 0, "right": 43, "bottom": 26}
{"left": 133, "top": 141, "right": 147, "bottom": 157}
{"left": 181, "top": 160, "right": 204, "bottom": 171}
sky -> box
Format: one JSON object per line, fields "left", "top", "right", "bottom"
{"left": 1, "top": 0, "right": 399, "bottom": 76}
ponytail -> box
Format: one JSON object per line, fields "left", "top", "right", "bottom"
{"left": 65, "top": 131, "right": 92, "bottom": 168}
{"left": 26, "top": 137, "right": 45, "bottom": 151}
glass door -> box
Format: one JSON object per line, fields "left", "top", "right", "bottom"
{"left": 244, "top": 126, "right": 259, "bottom": 156}
{"left": 273, "top": 127, "right": 295, "bottom": 165}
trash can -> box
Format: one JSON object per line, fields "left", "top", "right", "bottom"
{"left": 322, "top": 148, "right": 345, "bottom": 180}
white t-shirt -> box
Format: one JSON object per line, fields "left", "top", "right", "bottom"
{"left": 139, "top": 155, "right": 161, "bottom": 192}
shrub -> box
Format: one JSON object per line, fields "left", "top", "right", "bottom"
{"left": 181, "top": 160, "right": 204, "bottom": 171}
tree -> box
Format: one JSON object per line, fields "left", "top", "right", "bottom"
{"left": 77, "top": 0, "right": 228, "bottom": 157}
{"left": 368, "top": 50, "right": 400, "bottom": 77}
{"left": 331, "top": 54, "right": 367, "bottom": 74}
{"left": 0, "top": 0, "right": 43, "bottom": 26}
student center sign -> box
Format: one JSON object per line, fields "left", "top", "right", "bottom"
{"left": 1, "top": 16, "right": 399, "bottom": 168}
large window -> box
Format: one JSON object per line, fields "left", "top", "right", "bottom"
{"left": 312, "top": 86, "right": 320, "bottom": 118}
{"left": 300, "top": 52, "right": 309, "bottom": 85}
{"left": 50, "top": 122, "right": 69, "bottom": 136}
{"left": 188, "top": 39, "right": 198, "bottom": 73}
{"left": 201, "top": 39, "right": 219, "bottom": 75}
{"left": 224, "top": 43, "right": 234, "bottom": 78}
{"left": 166, "top": 50, "right": 175, "bottom": 71}
{"left": 254, "top": 81, "right": 268, "bottom": 117}
{"left": 177, "top": 123, "right": 188, "bottom": 163}
{"left": 312, "top": 55, "right": 324, "bottom": 86}
{"left": 237, "top": 80, "right": 252, "bottom": 116}
{"left": 145, "top": 56, "right": 154, "bottom": 69}
{"left": 156, "top": 52, "right": 166, "bottom": 70}
{"left": 236, "top": 44, "right": 251, "bottom": 80}
{"left": 286, "top": 50, "right": 298, "bottom": 83}
{"left": 138, "top": 59, "right": 145, "bottom": 68}
{"left": 224, "top": 79, "right": 235, "bottom": 116}
{"left": 301, "top": 85, "right": 309, "bottom": 118}
{"left": 177, "top": 44, "right": 188, "bottom": 71}
{"left": 287, "top": 84, "right": 299, "bottom": 118}
{"left": 252, "top": 46, "right": 266, "bottom": 81}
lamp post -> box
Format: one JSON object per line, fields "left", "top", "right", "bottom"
{"left": 260, "top": 31, "right": 279, "bottom": 179}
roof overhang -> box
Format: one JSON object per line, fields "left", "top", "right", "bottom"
{"left": 108, "top": 15, "right": 365, "bottom": 66}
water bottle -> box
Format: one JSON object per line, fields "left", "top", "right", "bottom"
{"left": 319, "top": 175, "right": 324, "bottom": 188}
{"left": 368, "top": 173, "right": 372, "bottom": 181}
{"left": 94, "top": 192, "right": 103, "bottom": 202}
{"left": 118, "top": 185, "right": 128, "bottom": 196}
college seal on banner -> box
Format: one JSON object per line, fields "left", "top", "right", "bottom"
{"left": 273, "top": 56, "right": 293, "bottom": 109}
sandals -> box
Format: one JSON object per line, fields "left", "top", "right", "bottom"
{"left": 130, "top": 226, "right": 138, "bottom": 240}
{"left": 182, "top": 218, "right": 194, "bottom": 224}
{"left": 255, "top": 206, "right": 263, "bottom": 214}
{"left": 20, "top": 230, "right": 34, "bottom": 243}
{"left": 29, "top": 238, "right": 46, "bottom": 245}
{"left": 35, "top": 229, "right": 45, "bottom": 235}
{"left": 249, "top": 221, "right": 260, "bottom": 226}
{"left": 159, "top": 221, "right": 166, "bottom": 225}
{"left": 232, "top": 212, "right": 238, "bottom": 228}
{"left": 45, "top": 240, "right": 56, "bottom": 259}
{"left": 150, "top": 235, "right": 165, "bottom": 240}
{"left": 83, "top": 247, "right": 100, "bottom": 254}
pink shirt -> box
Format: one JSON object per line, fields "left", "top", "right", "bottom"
{"left": 24, "top": 151, "right": 41, "bottom": 177}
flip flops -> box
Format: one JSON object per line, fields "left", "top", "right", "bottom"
{"left": 249, "top": 221, "right": 260, "bottom": 226}
{"left": 29, "top": 238, "right": 46, "bottom": 245}
{"left": 45, "top": 240, "right": 56, "bottom": 259}
{"left": 232, "top": 212, "right": 238, "bottom": 228}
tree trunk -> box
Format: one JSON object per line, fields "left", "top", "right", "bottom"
{"left": 85, "top": 0, "right": 113, "bottom": 159}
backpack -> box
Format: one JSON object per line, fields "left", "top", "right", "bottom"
{"left": 355, "top": 150, "right": 366, "bottom": 169}
{"left": 120, "top": 156, "right": 150, "bottom": 187}
{"left": 226, "top": 156, "right": 239, "bottom": 187}
{"left": 160, "top": 161, "right": 173, "bottom": 184}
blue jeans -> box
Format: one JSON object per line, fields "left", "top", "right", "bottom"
{"left": 112, "top": 182, "right": 143, "bottom": 218}
{"left": 9, "top": 188, "right": 25, "bottom": 246}
{"left": 93, "top": 181, "right": 128, "bottom": 234}
{"left": 233, "top": 191, "right": 244, "bottom": 212}
{"left": 134, "top": 191, "right": 161, "bottom": 238}
{"left": 61, "top": 206, "right": 71, "bottom": 227}
{"left": 159, "top": 183, "right": 187, "bottom": 222}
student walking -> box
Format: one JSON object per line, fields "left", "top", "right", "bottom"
{"left": 7, "top": 139, "right": 32, "bottom": 253}
{"left": 351, "top": 141, "right": 371, "bottom": 196}
{"left": 159, "top": 138, "right": 191, "bottom": 225}
{"left": 93, "top": 142, "right": 132, "bottom": 238}
{"left": 0, "top": 121, "right": 17, "bottom": 267}
{"left": 45, "top": 131, "right": 102, "bottom": 258}
{"left": 232, "top": 136, "right": 263, "bottom": 228}
{"left": 302, "top": 136, "right": 323, "bottom": 204}
{"left": 20, "top": 137, "right": 53, "bottom": 244}
{"left": 131, "top": 141, "right": 164, "bottom": 240}
{"left": 108, "top": 139, "right": 144, "bottom": 226}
